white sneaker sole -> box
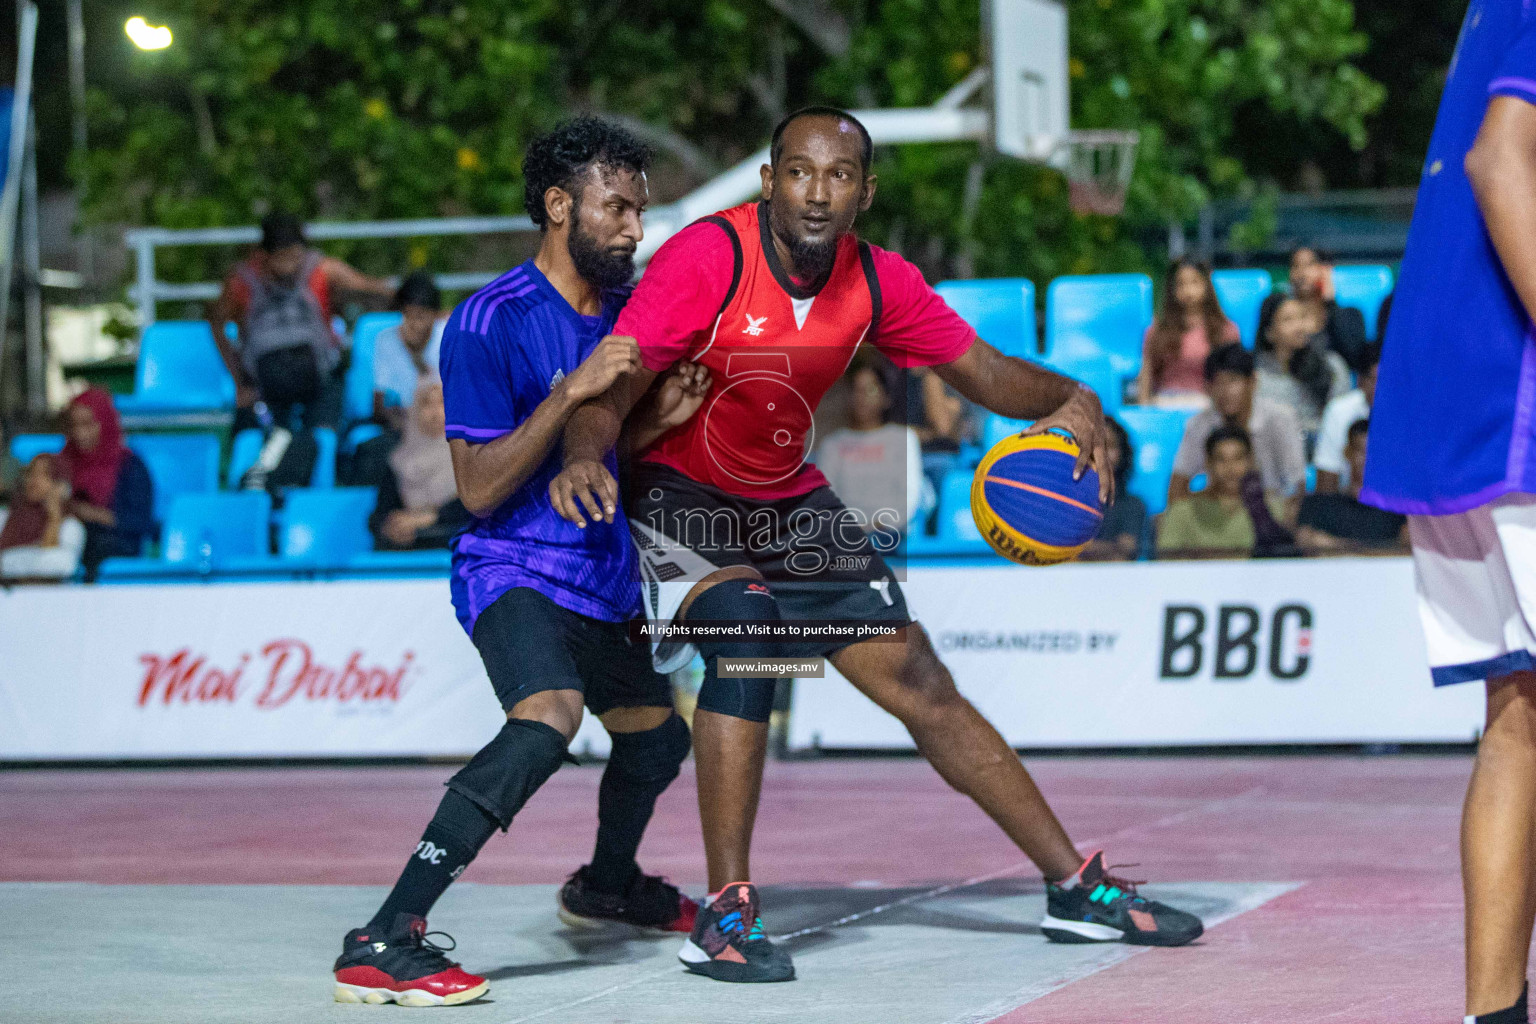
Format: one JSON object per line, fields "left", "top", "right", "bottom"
{"left": 333, "top": 980, "right": 489, "bottom": 1006}
{"left": 1039, "top": 914, "right": 1123, "bottom": 942}
{"left": 677, "top": 938, "right": 711, "bottom": 964}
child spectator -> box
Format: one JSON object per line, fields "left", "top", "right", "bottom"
{"left": 814, "top": 359, "right": 923, "bottom": 537}
{"left": 1297, "top": 419, "right": 1407, "bottom": 553}
{"left": 1260, "top": 245, "right": 1370, "bottom": 370}
{"left": 1169, "top": 344, "right": 1307, "bottom": 509}
{"left": 1255, "top": 293, "right": 1350, "bottom": 439}
{"left": 365, "top": 381, "right": 469, "bottom": 550}
{"left": 58, "top": 388, "right": 154, "bottom": 577}
{"left": 1312, "top": 343, "right": 1379, "bottom": 494}
{"left": 1082, "top": 416, "right": 1146, "bottom": 561}
{"left": 1158, "top": 426, "right": 1290, "bottom": 559}
{"left": 373, "top": 271, "right": 445, "bottom": 427}
{"left": 1136, "top": 259, "right": 1241, "bottom": 408}
{"left": 0, "top": 453, "right": 86, "bottom": 579}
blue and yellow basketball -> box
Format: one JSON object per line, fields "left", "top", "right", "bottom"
{"left": 971, "top": 432, "right": 1103, "bottom": 565}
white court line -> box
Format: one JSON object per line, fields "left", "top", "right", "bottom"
{"left": 496, "top": 784, "right": 1275, "bottom": 1024}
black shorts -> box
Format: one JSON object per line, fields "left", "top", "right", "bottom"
{"left": 472, "top": 587, "right": 675, "bottom": 715}
{"left": 627, "top": 462, "right": 912, "bottom": 659}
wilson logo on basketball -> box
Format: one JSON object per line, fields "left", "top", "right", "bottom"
{"left": 136, "top": 639, "right": 413, "bottom": 709}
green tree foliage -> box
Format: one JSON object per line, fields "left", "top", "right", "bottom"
{"left": 82, "top": 0, "right": 1384, "bottom": 286}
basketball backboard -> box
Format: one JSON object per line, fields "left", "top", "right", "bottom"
{"left": 988, "top": 0, "right": 1069, "bottom": 162}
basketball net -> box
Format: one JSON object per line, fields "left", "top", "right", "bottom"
{"left": 1057, "top": 130, "right": 1140, "bottom": 217}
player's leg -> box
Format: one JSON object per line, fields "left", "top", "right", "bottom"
{"left": 1463, "top": 670, "right": 1536, "bottom": 1020}
{"left": 557, "top": 624, "right": 699, "bottom": 933}
{"left": 830, "top": 623, "right": 1203, "bottom": 947}
{"left": 674, "top": 568, "right": 794, "bottom": 982}
{"left": 332, "top": 589, "right": 584, "bottom": 1006}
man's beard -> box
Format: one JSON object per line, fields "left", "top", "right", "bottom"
{"left": 770, "top": 207, "right": 839, "bottom": 283}
{"left": 568, "top": 222, "right": 635, "bottom": 289}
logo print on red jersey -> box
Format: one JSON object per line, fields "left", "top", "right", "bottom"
{"left": 742, "top": 314, "right": 767, "bottom": 336}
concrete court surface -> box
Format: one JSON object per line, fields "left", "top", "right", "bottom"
{"left": 0, "top": 754, "right": 1478, "bottom": 1022}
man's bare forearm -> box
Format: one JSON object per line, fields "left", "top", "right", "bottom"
{"left": 1468, "top": 96, "right": 1536, "bottom": 325}
{"left": 934, "top": 340, "right": 1080, "bottom": 419}
{"left": 450, "top": 381, "right": 587, "bottom": 517}
{"left": 563, "top": 371, "right": 653, "bottom": 465}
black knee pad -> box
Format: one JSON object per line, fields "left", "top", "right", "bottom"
{"left": 690, "top": 580, "right": 781, "bottom": 723}
{"left": 606, "top": 713, "right": 690, "bottom": 787}
{"left": 446, "top": 718, "right": 566, "bottom": 830}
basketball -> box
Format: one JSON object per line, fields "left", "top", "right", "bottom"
{"left": 970, "top": 431, "right": 1103, "bottom": 565}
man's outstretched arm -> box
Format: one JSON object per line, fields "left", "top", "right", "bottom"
{"left": 550, "top": 346, "right": 658, "bottom": 527}
{"left": 933, "top": 338, "right": 1112, "bottom": 504}
{"left": 1467, "top": 96, "right": 1536, "bottom": 323}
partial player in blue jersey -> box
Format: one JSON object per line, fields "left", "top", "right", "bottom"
{"left": 330, "top": 119, "right": 712, "bottom": 1007}
{"left": 1364, "top": 4, "right": 1536, "bottom": 1022}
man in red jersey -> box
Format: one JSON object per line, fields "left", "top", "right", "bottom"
{"left": 551, "top": 107, "right": 1204, "bottom": 982}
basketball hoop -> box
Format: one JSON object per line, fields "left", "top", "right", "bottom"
{"left": 1054, "top": 130, "right": 1140, "bottom": 216}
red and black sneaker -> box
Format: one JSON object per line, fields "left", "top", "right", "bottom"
{"left": 678, "top": 881, "right": 795, "bottom": 983}
{"left": 557, "top": 865, "right": 699, "bottom": 933}
{"left": 333, "top": 913, "right": 489, "bottom": 1006}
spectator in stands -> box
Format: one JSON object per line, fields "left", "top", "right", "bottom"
{"left": 0, "top": 421, "right": 18, "bottom": 501}
{"left": 814, "top": 358, "right": 923, "bottom": 537}
{"left": 1260, "top": 245, "right": 1369, "bottom": 370}
{"left": 57, "top": 388, "right": 154, "bottom": 577}
{"left": 1312, "top": 343, "right": 1380, "bottom": 494}
{"left": 911, "top": 367, "right": 977, "bottom": 514}
{"left": 1082, "top": 416, "right": 1145, "bottom": 561}
{"left": 1168, "top": 344, "right": 1307, "bottom": 511}
{"left": 1157, "top": 426, "right": 1290, "bottom": 559}
{"left": 1296, "top": 419, "right": 1408, "bottom": 554}
{"left": 210, "top": 212, "right": 393, "bottom": 433}
{"left": 1135, "top": 259, "right": 1241, "bottom": 408}
{"left": 373, "top": 270, "right": 445, "bottom": 428}
{"left": 367, "top": 380, "right": 469, "bottom": 550}
{"left": 1255, "top": 293, "right": 1350, "bottom": 439}
{"left": 0, "top": 454, "right": 85, "bottom": 579}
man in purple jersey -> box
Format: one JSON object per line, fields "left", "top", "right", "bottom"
{"left": 1364, "top": 3, "right": 1536, "bottom": 1021}
{"left": 330, "top": 120, "right": 711, "bottom": 1007}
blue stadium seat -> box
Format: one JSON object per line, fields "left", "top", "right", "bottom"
{"left": 347, "top": 549, "right": 453, "bottom": 574}
{"left": 934, "top": 279, "right": 1037, "bottom": 358}
{"left": 1331, "top": 265, "right": 1395, "bottom": 339}
{"left": 226, "top": 427, "right": 338, "bottom": 488}
{"left": 9, "top": 432, "right": 63, "bottom": 464}
{"left": 126, "top": 433, "right": 221, "bottom": 525}
{"left": 1038, "top": 349, "right": 1126, "bottom": 410}
{"left": 163, "top": 491, "right": 273, "bottom": 566}
{"left": 345, "top": 423, "right": 385, "bottom": 453}
{"left": 1116, "top": 407, "right": 1197, "bottom": 517}
{"left": 345, "top": 312, "right": 403, "bottom": 423}
{"left": 1211, "top": 269, "right": 1273, "bottom": 348}
{"left": 115, "top": 321, "right": 236, "bottom": 426}
{"left": 1045, "top": 274, "right": 1154, "bottom": 382}
{"left": 279, "top": 487, "right": 377, "bottom": 567}
{"left": 982, "top": 414, "right": 1032, "bottom": 451}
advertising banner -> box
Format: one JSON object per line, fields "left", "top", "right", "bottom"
{"left": 787, "top": 558, "right": 1486, "bottom": 750}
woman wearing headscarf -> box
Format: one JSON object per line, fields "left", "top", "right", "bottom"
{"left": 0, "top": 453, "right": 86, "bottom": 578}
{"left": 367, "top": 381, "right": 468, "bottom": 549}
{"left": 59, "top": 388, "right": 155, "bottom": 575}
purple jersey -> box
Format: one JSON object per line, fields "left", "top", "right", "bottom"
{"left": 1364, "top": 0, "right": 1536, "bottom": 515}
{"left": 441, "top": 260, "right": 639, "bottom": 632}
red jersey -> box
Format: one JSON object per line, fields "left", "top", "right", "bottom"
{"left": 616, "top": 202, "right": 975, "bottom": 498}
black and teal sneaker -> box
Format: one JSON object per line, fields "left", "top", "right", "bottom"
{"left": 1040, "top": 850, "right": 1203, "bottom": 947}
{"left": 678, "top": 881, "right": 795, "bottom": 983}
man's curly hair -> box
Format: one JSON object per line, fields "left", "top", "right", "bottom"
{"left": 522, "top": 118, "right": 652, "bottom": 229}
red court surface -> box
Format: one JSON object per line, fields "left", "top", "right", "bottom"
{"left": 1, "top": 754, "right": 1473, "bottom": 1022}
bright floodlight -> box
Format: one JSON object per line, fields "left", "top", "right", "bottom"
{"left": 125, "top": 16, "right": 173, "bottom": 51}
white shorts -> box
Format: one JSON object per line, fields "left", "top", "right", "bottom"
{"left": 1410, "top": 493, "right": 1536, "bottom": 686}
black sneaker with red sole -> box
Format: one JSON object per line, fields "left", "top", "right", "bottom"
{"left": 678, "top": 881, "right": 795, "bottom": 983}
{"left": 557, "top": 864, "right": 699, "bottom": 933}
{"left": 333, "top": 913, "right": 489, "bottom": 1006}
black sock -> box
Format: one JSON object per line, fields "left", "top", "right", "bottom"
{"left": 587, "top": 715, "right": 688, "bottom": 894}
{"left": 1473, "top": 983, "right": 1530, "bottom": 1024}
{"left": 367, "top": 788, "right": 499, "bottom": 929}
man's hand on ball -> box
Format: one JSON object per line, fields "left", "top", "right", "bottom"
{"left": 1022, "top": 385, "right": 1113, "bottom": 506}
